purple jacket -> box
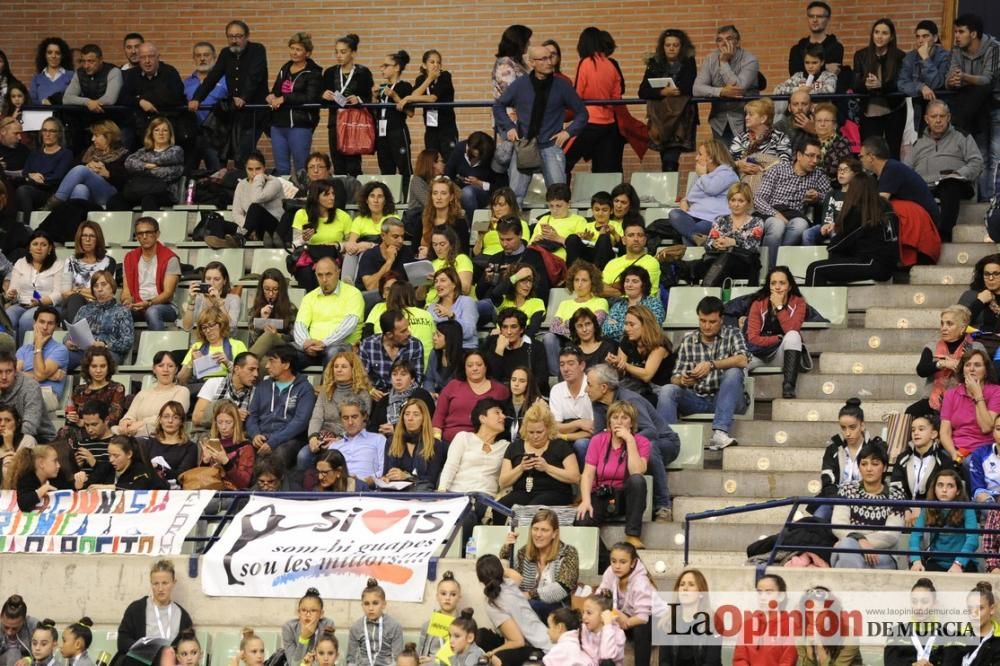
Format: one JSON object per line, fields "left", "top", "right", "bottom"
{"left": 597, "top": 558, "right": 657, "bottom": 622}
{"left": 686, "top": 165, "right": 739, "bottom": 222}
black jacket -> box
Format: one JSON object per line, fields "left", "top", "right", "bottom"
{"left": 115, "top": 597, "right": 194, "bottom": 658}
{"left": 890, "top": 443, "right": 955, "bottom": 500}
{"left": 321, "top": 64, "right": 374, "bottom": 128}
{"left": 852, "top": 46, "right": 907, "bottom": 113}
{"left": 89, "top": 460, "right": 169, "bottom": 491}
{"left": 444, "top": 140, "right": 496, "bottom": 187}
{"left": 122, "top": 63, "right": 193, "bottom": 139}
{"left": 270, "top": 58, "right": 323, "bottom": 129}
{"left": 482, "top": 246, "right": 551, "bottom": 304}
{"left": 194, "top": 42, "right": 269, "bottom": 104}
{"left": 15, "top": 472, "right": 73, "bottom": 512}
{"left": 789, "top": 34, "right": 845, "bottom": 75}
{"left": 638, "top": 57, "right": 697, "bottom": 98}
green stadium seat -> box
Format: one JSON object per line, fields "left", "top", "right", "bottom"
{"left": 630, "top": 171, "right": 679, "bottom": 207}
{"left": 665, "top": 287, "right": 721, "bottom": 329}
{"left": 669, "top": 423, "right": 706, "bottom": 469}
{"left": 119, "top": 330, "right": 191, "bottom": 371}
{"left": 356, "top": 174, "right": 403, "bottom": 203}
{"left": 571, "top": 172, "right": 622, "bottom": 207}
{"left": 143, "top": 210, "right": 189, "bottom": 244}
{"left": 89, "top": 211, "right": 136, "bottom": 245}
{"left": 189, "top": 248, "right": 246, "bottom": 282}
{"left": 775, "top": 246, "right": 828, "bottom": 282}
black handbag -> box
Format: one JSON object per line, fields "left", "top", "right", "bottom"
{"left": 121, "top": 174, "right": 169, "bottom": 202}
{"left": 700, "top": 248, "right": 759, "bottom": 287}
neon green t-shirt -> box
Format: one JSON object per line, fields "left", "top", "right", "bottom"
{"left": 182, "top": 338, "right": 249, "bottom": 378}
{"left": 554, "top": 295, "right": 609, "bottom": 323}
{"left": 529, "top": 213, "right": 588, "bottom": 260}
{"left": 366, "top": 305, "right": 436, "bottom": 363}
{"left": 479, "top": 219, "right": 530, "bottom": 256}
{"left": 602, "top": 253, "right": 662, "bottom": 293}
{"left": 350, "top": 213, "right": 401, "bottom": 239}
{"left": 497, "top": 296, "right": 546, "bottom": 324}
{"left": 292, "top": 208, "right": 352, "bottom": 245}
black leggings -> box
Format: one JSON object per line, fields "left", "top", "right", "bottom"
{"left": 806, "top": 255, "right": 892, "bottom": 286}
{"left": 934, "top": 178, "right": 975, "bottom": 243}
{"left": 565, "top": 122, "right": 623, "bottom": 174}
{"left": 628, "top": 622, "right": 653, "bottom": 666}
{"left": 565, "top": 233, "right": 617, "bottom": 268}
{"left": 243, "top": 203, "right": 279, "bottom": 239}
{"left": 860, "top": 105, "right": 906, "bottom": 160}
{"left": 376, "top": 129, "right": 412, "bottom": 198}
{"left": 476, "top": 629, "right": 535, "bottom": 666}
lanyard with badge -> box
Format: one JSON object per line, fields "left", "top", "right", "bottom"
{"left": 364, "top": 617, "right": 383, "bottom": 666}
{"left": 378, "top": 82, "right": 397, "bottom": 137}
{"left": 424, "top": 78, "right": 438, "bottom": 128}
{"left": 154, "top": 604, "right": 173, "bottom": 640}
{"left": 962, "top": 633, "right": 989, "bottom": 666}
{"left": 334, "top": 67, "right": 354, "bottom": 107}
{"left": 911, "top": 634, "right": 936, "bottom": 662}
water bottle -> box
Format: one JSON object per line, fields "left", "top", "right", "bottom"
{"left": 185, "top": 180, "right": 196, "bottom": 205}
{"left": 465, "top": 536, "right": 477, "bottom": 559}
{"left": 96, "top": 651, "right": 112, "bottom": 666}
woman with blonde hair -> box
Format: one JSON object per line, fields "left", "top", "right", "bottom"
{"left": 730, "top": 97, "right": 791, "bottom": 191}
{"left": 117, "top": 116, "right": 184, "bottom": 211}
{"left": 177, "top": 306, "right": 248, "bottom": 384}
{"left": 660, "top": 138, "right": 739, "bottom": 246}
{"left": 908, "top": 304, "right": 985, "bottom": 416}
{"left": 307, "top": 351, "right": 372, "bottom": 444}
{"left": 499, "top": 507, "right": 580, "bottom": 622}
{"left": 199, "top": 400, "right": 255, "bottom": 489}
{"left": 382, "top": 398, "right": 445, "bottom": 490}
{"left": 420, "top": 176, "right": 468, "bottom": 253}
{"left": 48, "top": 119, "right": 128, "bottom": 208}
{"left": 499, "top": 402, "right": 580, "bottom": 508}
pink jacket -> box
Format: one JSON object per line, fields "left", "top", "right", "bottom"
{"left": 580, "top": 624, "right": 626, "bottom": 666}
{"left": 596, "top": 558, "right": 657, "bottom": 623}
{"left": 542, "top": 631, "right": 591, "bottom": 666}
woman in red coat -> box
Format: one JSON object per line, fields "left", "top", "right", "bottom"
{"left": 565, "top": 27, "right": 624, "bottom": 174}
{"left": 746, "top": 266, "right": 808, "bottom": 398}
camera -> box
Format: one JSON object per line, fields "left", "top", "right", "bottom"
{"left": 594, "top": 485, "right": 615, "bottom": 499}
{"left": 195, "top": 282, "right": 212, "bottom": 294}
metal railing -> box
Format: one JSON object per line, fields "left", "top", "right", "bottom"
{"left": 184, "top": 490, "right": 512, "bottom": 581}
{"left": 682, "top": 495, "right": 1000, "bottom": 572}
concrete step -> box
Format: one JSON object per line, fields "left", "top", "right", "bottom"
{"left": 643, "top": 549, "right": 747, "bottom": 570}
{"left": 771, "top": 399, "right": 910, "bottom": 422}
{"left": 668, "top": 469, "right": 821, "bottom": 498}
{"left": 864, "top": 308, "right": 939, "bottom": 329}
{"left": 722, "top": 446, "right": 824, "bottom": 473}
{"left": 818, "top": 352, "right": 921, "bottom": 375}
{"left": 801, "top": 328, "right": 936, "bottom": 353}
{"left": 957, "top": 202, "right": 989, "bottom": 225}
{"left": 755, "top": 373, "right": 925, "bottom": 400}
{"left": 954, "top": 225, "right": 993, "bottom": 243}
{"left": 846, "top": 284, "right": 966, "bottom": 310}
{"left": 602, "top": 521, "right": 779, "bottom": 552}
{"left": 730, "top": 420, "right": 837, "bottom": 447}
{"left": 939, "top": 242, "right": 1000, "bottom": 266}
{"left": 909, "top": 265, "right": 973, "bottom": 285}
{"left": 673, "top": 497, "right": 807, "bottom": 524}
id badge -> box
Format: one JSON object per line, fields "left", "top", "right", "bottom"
{"left": 333, "top": 91, "right": 348, "bottom": 107}
{"left": 378, "top": 119, "right": 388, "bottom": 137}
{"left": 425, "top": 109, "right": 439, "bottom": 127}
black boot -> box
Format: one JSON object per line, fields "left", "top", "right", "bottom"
{"left": 782, "top": 349, "right": 801, "bottom": 399}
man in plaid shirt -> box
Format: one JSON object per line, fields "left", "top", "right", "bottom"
{"left": 359, "top": 309, "right": 424, "bottom": 396}
{"left": 754, "top": 135, "right": 831, "bottom": 268}
{"left": 656, "top": 296, "right": 750, "bottom": 450}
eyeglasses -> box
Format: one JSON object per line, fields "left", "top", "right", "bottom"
{"left": 80, "top": 233, "right": 98, "bottom": 239}
{"left": 135, "top": 230, "right": 157, "bottom": 237}
{"left": 200, "top": 322, "right": 221, "bottom": 331}
{"left": 983, "top": 271, "right": 1000, "bottom": 279}
{"left": 316, "top": 468, "right": 334, "bottom": 476}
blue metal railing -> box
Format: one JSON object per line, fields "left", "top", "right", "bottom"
{"left": 184, "top": 490, "right": 512, "bottom": 581}
{"left": 682, "top": 495, "right": 1000, "bottom": 571}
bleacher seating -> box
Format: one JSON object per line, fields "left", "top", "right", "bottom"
{"left": 356, "top": 174, "right": 404, "bottom": 204}
{"left": 570, "top": 172, "right": 622, "bottom": 207}
{"left": 630, "top": 171, "right": 678, "bottom": 207}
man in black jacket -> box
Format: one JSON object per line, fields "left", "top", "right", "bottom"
{"left": 188, "top": 20, "right": 268, "bottom": 167}
{"left": 123, "top": 43, "right": 193, "bottom": 150}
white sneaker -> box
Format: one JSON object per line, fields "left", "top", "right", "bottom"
{"left": 707, "top": 429, "right": 737, "bottom": 451}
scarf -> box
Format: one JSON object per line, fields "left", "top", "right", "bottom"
{"left": 527, "top": 73, "right": 554, "bottom": 140}
{"left": 929, "top": 337, "right": 971, "bottom": 410}
{"left": 387, "top": 385, "right": 416, "bottom": 424}
{"left": 81, "top": 144, "right": 128, "bottom": 164}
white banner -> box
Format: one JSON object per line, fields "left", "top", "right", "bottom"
{"left": 201, "top": 495, "right": 468, "bottom": 602}
{"left": 0, "top": 489, "right": 215, "bottom": 555}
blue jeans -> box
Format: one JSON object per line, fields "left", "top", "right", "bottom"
{"left": 542, "top": 332, "right": 567, "bottom": 378}
{"left": 270, "top": 126, "right": 315, "bottom": 177}
{"left": 140, "top": 304, "right": 178, "bottom": 331}
{"left": 763, "top": 216, "right": 809, "bottom": 269}
{"left": 976, "top": 108, "right": 1000, "bottom": 201}
{"left": 831, "top": 537, "right": 897, "bottom": 569}
{"left": 801, "top": 225, "right": 827, "bottom": 246}
{"left": 55, "top": 165, "right": 118, "bottom": 205}
{"left": 667, "top": 209, "right": 713, "bottom": 246}
{"left": 5, "top": 304, "right": 38, "bottom": 347}
{"left": 509, "top": 143, "right": 566, "bottom": 206}
{"left": 655, "top": 368, "right": 747, "bottom": 433}
{"left": 572, "top": 437, "right": 591, "bottom": 468}
{"left": 296, "top": 443, "right": 317, "bottom": 471}
{"left": 460, "top": 185, "right": 490, "bottom": 228}
{"left": 649, "top": 433, "right": 680, "bottom": 510}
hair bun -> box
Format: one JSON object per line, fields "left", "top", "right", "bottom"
{"left": 975, "top": 581, "right": 994, "bottom": 593}
{"left": 441, "top": 571, "right": 455, "bottom": 581}
{"left": 403, "top": 642, "right": 416, "bottom": 653}
{"left": 321, "top": 626, "right": 336, "bottom": 638}
{"left": 178, "top": 628, "right": 196, "bottom": 641}
{"left": 845, "top": 397, "right": 862, "bottom": 408}
{"left": 459, "top": 608, "right": 475, "bottom": 620}
{"left": 365, "top": 577, "right": 379, "bottom": 589}
{"left": 39, "top": 618, "right": 56, "bottom": 628}
{"left": 78, "top": 617, "right": 93, "bottom": 628}
{"left": 914, "top": 578, "right": 936, "bottom": 591}
{"left": 305, "top": 587, "right": 320, "bottom": 597}
{"left": 241, "top": 627, "right": 256, "bottom": 639}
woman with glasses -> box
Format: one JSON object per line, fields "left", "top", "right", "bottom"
{"left": 47, "top": 120, "right": 128, "bottom": 210}
{"left": 66, "top": 270, "right": 132, "bottom": 369}
{"left": 14, "top": 117, "right": 72, "bottom": 221}
{"left": 487, "top": 262, "right": 545, "bottom": 339}
{"left": 177, "top": 307, "right": 248, "bottom": 385}
{"left": 308, "top": 448, "right": 367, "bottom": 492}
{"left": 960, "top": 253, "right": 1000, "bottom": 334}
{"left": 811, "top": 103, "right": 853, "bottom": 187}
{"left": 375, "top": 50, "right": 414, "bottom": 198}
{"left": 61, "top": 221, "right": 116, "bottom": 323}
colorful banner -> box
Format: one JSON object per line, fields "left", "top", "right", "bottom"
{"left": 0, "top": 489, "right": 215, "bottom": 555}
{"left": 201, "top": 495, "right": 468, "bottom": 602}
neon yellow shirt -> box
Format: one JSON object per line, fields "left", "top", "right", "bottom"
{"left": 529, "top": 213, "right": 588, "bottom": 260}
{"left": 350, "top": 213, "right": 401, "bottom": 239}
{"left": 292, "top": 208, "right": 352, "bottom": 245}
{"left": 296, "top": 281, "right": 365, "bottom": 344}
{"left": 182, "top": 338, "right": 249, "bottom": 378}
{"left": 602, "top": 253, "right": 661, "bottom": 293}
{"left": 366, "top": 304, "right": 436, "bottom": 363}
{"left": 479, "top": 219, "right": 530, "bottom": 256}
{"left": 425, "top": 254, "right": 473, "bottom": 303}
{"left": 554, "top": 295, "right": 609, "bottom": 323}
{"left": 497, "top": 296, "right": 546, "bottom": 324}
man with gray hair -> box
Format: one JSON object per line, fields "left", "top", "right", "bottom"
{"left": 904, "top": 99, "right": 983, "bottom": 242}
{"left": 183, "top": 41, "right": 228, "bottom": 172}
{"left": 297, "top": 397, "right": 385, "bottom": 484}
{"left": 356, "top": 217, "right": 414, "bottom": 291}
{"left": 584, "top": 363, "right": 680, "bottom": 523}
{"left": 122, "top": 42, "right": 191, "bottom": 147}
{"left": 694, "top": 25, "right": 760, "bottom": 139}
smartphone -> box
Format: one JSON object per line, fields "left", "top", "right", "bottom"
{"left": 204, "top": 438, "right": 223, "bottom": 456}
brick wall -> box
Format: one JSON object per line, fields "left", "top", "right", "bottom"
{"left": 0, "top": 0, "right": 947, "bottom": 176}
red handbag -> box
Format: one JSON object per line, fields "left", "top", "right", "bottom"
{"left": 336, "top": 107, "right": 375, "bottom": 155}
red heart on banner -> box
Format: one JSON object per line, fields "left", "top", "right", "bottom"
{"left": 362, "top": 509, "right": 408, "bottom": 533}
